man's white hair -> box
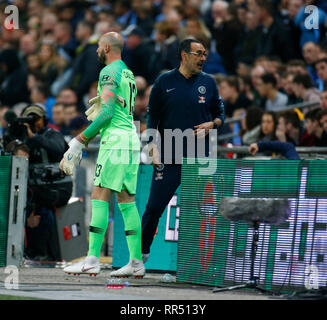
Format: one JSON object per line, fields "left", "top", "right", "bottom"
{"left": 212, "top": 0, "right": 229, "bottom": 9}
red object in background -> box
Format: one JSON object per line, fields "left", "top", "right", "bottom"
{"left": 63, "top": 226, "right": 71, "bottom": 240}
{"left": 226, "top": 143, "right": 234, "bottom": 159}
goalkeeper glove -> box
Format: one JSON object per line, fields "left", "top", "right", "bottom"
{"left": 85, "top": 95, "right": 126, "bottom": 121}
{"left": 59, "top": 137, "right": 84, "bottom": 176}
{"left": 85, "top": 95, "right": 101, "bottom": 121}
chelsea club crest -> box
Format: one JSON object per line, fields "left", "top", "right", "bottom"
{"left": 198, "top": 86, "right": 206, "bottom": 94}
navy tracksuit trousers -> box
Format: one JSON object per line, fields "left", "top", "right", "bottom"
{"left": 141, "top": 164, "right": 181, "bottom": 254}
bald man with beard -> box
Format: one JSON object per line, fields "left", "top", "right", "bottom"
{"left": 61, "top": 32, "right": 145, "bottom": 278}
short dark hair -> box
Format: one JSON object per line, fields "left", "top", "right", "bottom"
{"left": 77, "top": 20, "right": 94, "bottom": 33}
{"left": 178, "top": 38, "right": 205, "bottom": 61}
{"left": 34, "top": 83, "right": 50, "bottom": 97}
{"left": 293, "top": 73, "right": 314, "bottom": 89}
{"left": 315, "top": 57, "right": 327, "bottom": 68}
{"left": 318, "top": 109, "right": 327, "bottom": 121}
{"left": 254, "top": 0, "right": 275, "bottom": 16}
{"left": 279, "top": 110, "right": 301, "bottom": 128}
{"left": 5, "top": 139, "right": 30, "bottom": 155}
{"left": 305, "top": 108, "right": 321, "bottom": 121}
{"left": 246, "top": 106, "right": 264, "bottom": 131}
{"left": 222, "top": 76, "right": 240, "bottom": 92}
{"left": 261, "top": 73, "right": 277, "bottom": 87}
{"left": 288, "top": 59, "right": 307, "bottom": 68}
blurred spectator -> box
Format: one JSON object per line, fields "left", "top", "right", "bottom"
{"left": 212, "top": 0, "right": 242, "bottom": 73}
{"left": 299, "top": 108, "right": 324, "bottom": 146}
{"left": 166, "top": 8, "right": 184, "bottom": 39}
{"left": 0, "top": 105, "right": 9, "bottom": 138}
{"left": 302, "top": 42, "right": 323, "bottom": 89}
{"left": 286, "top": 59, "right": 309, "bottom": 75}
{"left": 83, "top": 81, "right": 98, "bottom": 110}
{"left": 53, "top": 21, "right": 79, "bottom": 61}
{"left": 5, "top": 139, "right": 30, "bottom": 158}
{"left": 29, "top": 83, "right": 56, "bottom": 124}
{"left": 197, "top": 33, "right": 226, "bottom": 74}
{"left": 51, "top": 103, "right": 70, "bottom": 135}
{"left": 239, "top": 74, "right": 255, "bottom": 102}
{"left": 0, "top": 48, "right": 30, "bottom": 107}
{"left": 276, "top": 109, "right": 303, "bottom": 145}
{"left": 56, "top": 87, "right": 78, "bottom": 106}
{"left": 292, "top": 73, "right": 321, "bottom": 107}
{"left": 27, "top": 0, "right": 45, "bottom": 18}
{"left": 185, "top": 17, "right": 211, "bottom": 40}
{"left": 27, "top": 72, "right": 44, "bottom": 92}
{"left": 257, "top": 73, "right": 288, "bottom": 112}
{"left": 318, "top": 109, "right": 327, "bottom": 146}
{"left": 130, "top": 0, "right": 155, "bottom": 37}
{"left": 258, "top": 111, "right": 277, "bottom": 142}
{"left": 113, "top": 0, "right": 133, "bottom": 30}
{"left": 250, "top": 64, "right": 266, "bottom": 105}
{"left": 236, "top": 62, "right": 251, "bottom": 78}
{"left": 66, "top": 20, "right": 103, "bottom": 102}
{"left": 279, "top": 72, "right": 300, "bottom": 105}
{"left": 122, "top": 26, "right": 155, "bottom": 83}
{"left": 19, "top": 33, "right": 38, "bottom": 62}
{"left": 242, "top": 106, "right": 264, "bottom": 145}
{"left": 321, "top": 90, "right": 327, "bottom": 110}
{"left": 134, "top": 77, "right": 147, "bottom": 123}
{"left": 251, "top": 0, "right": 297, "bottom": 63}
{"left": 41, "top": 12, "right": 58, "bottom": 42}
{"left": 39, "top": 42, "right": 68, "bottom": 86}
{"left": 315, "top": 58, "right": 327, "bottom": 91}
{"left": 235, "top": 7, "right": 260, "bottom": 66}
{"left": 135, "top": 76, "right": 147, "bottom": 94}
{"left": 219, "top": 75, "right": 252, "bottom": 117}
{"left": 151, "top": 20, "right": 180, "bottom": 74}
{"left": 26, "top": 53, "right": 42, "bottom": 73}
{"left": 64, "top": 104, "right": 80, "bottom": 129}
{"left": 27, "top": 15, "right": 41, "bottom": 40}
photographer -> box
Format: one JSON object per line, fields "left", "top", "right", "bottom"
{"left": 4, "top": 104, "right": 72, "bottom": 260}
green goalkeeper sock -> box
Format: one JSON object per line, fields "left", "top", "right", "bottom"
{"left": 118, "top": 202, "right": 142, "bottom": 261}
{"left": 88, "top": 199, "right": 109, "bottom": 258}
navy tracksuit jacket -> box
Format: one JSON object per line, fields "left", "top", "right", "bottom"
{"left": 142, "top": 68, "right": 225, "bottom": 254}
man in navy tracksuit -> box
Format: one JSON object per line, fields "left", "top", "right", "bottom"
{"left": 141, "top": 38, "right": 225, "bottom": 262}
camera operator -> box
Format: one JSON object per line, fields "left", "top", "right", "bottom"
{"left": 4, "top": 104, "right": 72, "bottom": 260}
{"left": 21, "top": 104, "right": 68, "bottom": 164}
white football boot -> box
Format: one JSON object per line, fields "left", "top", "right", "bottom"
{"left": 63, "top": 256, "right": 100, "bottom": 276}
{"left": 110, "top": 259, "right": 145, "bottom": 278}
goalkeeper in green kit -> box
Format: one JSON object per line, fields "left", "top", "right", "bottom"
{"left": 60, "top": 32, "right": 145, "bottom": 278}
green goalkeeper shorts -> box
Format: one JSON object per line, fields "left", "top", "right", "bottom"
{"left": 93, "top": 148, "right": 140, "bottom": 194}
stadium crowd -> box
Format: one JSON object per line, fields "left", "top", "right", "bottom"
{"left": 0, "top": 0, "right": 327, "bottom": 149}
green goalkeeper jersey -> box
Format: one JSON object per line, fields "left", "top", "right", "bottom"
{"left": 83, "top": 60, "right": 140, "bottom": 150}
